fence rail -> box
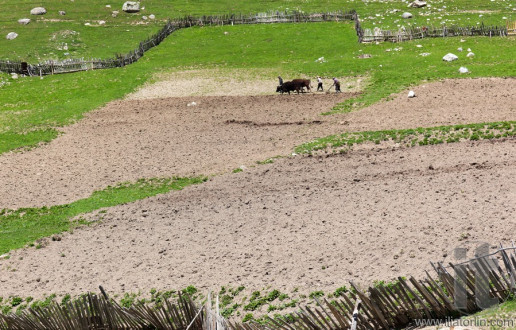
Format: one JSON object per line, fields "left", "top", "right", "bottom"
{"left": 2, "top": 244, "right": 516, "bottom": 329}
{"left": 0, "top": 10, "right": 355, "bottom": 77}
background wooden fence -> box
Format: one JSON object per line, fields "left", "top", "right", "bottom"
{"left": 0, "top": 10, "right": 355, "bottom": 77}
{"left": 2, "top": 244, "right": 516, "bottom": 329}
{"left": 360, "top": 23, "right": 508, "bottom": 43}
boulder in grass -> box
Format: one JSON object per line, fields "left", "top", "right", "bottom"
{"left": 402, "top": 12, "right": 413, "bottom": 19}
{"left": 149, "top": 14, "right": 155, "bottom": 19}
{"left": 18, "top": 18, "right": 31, "bottom": 25}
{"left": 59, "top": 11, "right": 66, "bottom": 16}
{"left": 122, "top": 1, "right": 140, "bottom": 13}
{"left": 458, "top": 67, "right": 469, "bottom": 74}
{"left": 442, "top": 53, "right": 458, "bottom": 62}
{"left": 408, "top": 0, "right": 427, "bottom": 8}
{"left": 30, "top": 7, "right": 47, "bottom": 15}
{"left": 408, "top": 90, "right": 416, "bottom": 98}
{"left": 6, "top": 32, "right": 18, "bottom": 40}
{"left": 467, "top": 52, "right": 475, "bottom": 58}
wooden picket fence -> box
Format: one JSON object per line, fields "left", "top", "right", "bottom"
{"left": 360, "top": 23, "right": 508, "bottom": 43}
{"left": 0, "top": 10, "right": 355, "bottom": 77}
{"left": 2, "top": 244, "right": 516, "bottom": 329}
{"left": 508, "top": 21, "right": 516, "bottom": 36}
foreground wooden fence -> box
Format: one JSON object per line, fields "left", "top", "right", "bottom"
{"left": 2, "top": 244, "right": 516, "bottom": 329}
{"left": 0, "top": 10, "right": 355, "bottom": 76}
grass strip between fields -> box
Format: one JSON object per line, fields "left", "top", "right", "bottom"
{"left": 0, "top": 176, "right": 207, "bottom": 255}
{"left": 295, "top": 121, "right": 516, "bottom": 154}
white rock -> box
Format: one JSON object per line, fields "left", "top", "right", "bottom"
{"left": 112, "top": 11, "right": 119, "bottom": 17}
{"left": 99, "top": 20, "right": 106, "bottom": 25}
{"left": 187, "top": 101, "right": 197, "bottom": 107}
{"left": 84, "top": 22, "right": 91, "bottom": 26}
{"left": 224, "top": 31, "right": 229, "bottom": 35}
{"left": 106, "top": 5, "right": 111, "bottom": 8}
{"left": 402, "top": 12, "right": 413, "bottom": 19}
{"left": 467, "top": 48, "right": 471, "bottom": 52}
{"left": 149, "top": 14, "right": 155, "bottom": 19}
{"left": 59, "top": 11, "right": 66, "bottom": 15}
{"left": 416, "top": 44, "right": 423, "bottom": 48}
{"left": 30, "top": 7, "right": 47, "bottom": 15}
{"left": 408, "top": 90, "right": 416, "bottom": 98}
{"left": 442, "top": 53, "right": 458, "bottom": 62}
{"left": 18, "top": 18, "right": 31, "bottom": 25}
{"left": 460, "top": 39, "right": 466, "bottom": 42}
{"left": 459, "top": 67, "right": 469, "bottom": 74}
{"left": 457, "top": 47, "right": 463, "bottom": 52}
{"left": 419, "top": 52, "right": 431, "bottom": 56}
{"left": 467, "top": 52, "right": 475, "bottom": 57}
{"left": 122, "top": 1, "right": 140, "bottom": 13}
{"left": 142, "top": 16, "right": 148, "bottom": 20}
{"left": 6, "top": 32, "right": 18, "bottom": 40}
{"left": 408, "top": 0, "right": 427, "bottom": 8}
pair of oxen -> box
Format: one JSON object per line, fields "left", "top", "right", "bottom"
{"left": 276, "top": 79, "right": 312, "bottom": 94}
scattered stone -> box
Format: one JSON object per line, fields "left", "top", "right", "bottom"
{"left": 112, "top": 11, "right": 119, "bottom": 17}
{"left": 457, "top": 47, "right": 463, "bottom": 52}
{"left": 460, "top": 39, "right": 466, "bottom": 42}
{"left": 106, "top": 4, "right": 111, "bottom": 8}
{"left": 442, "top": 53, "right": 458, "bottom": 62}
{"left": 402, "top": 12, "right": 413, "bottom": 19}
{"left": 142, "top": 15, "right": 148, "bottom": 20}
{"left": 419, "top": 52, "right": 431, "bottom": 56}
{"left": 408, "top": 0, "right": 427, "bottom": 8}
{"left": 122, "top": 1, "right": 140, "bottom": 13}
{"left": 11, "top": 73, "right": 19, "bottom": 79}
{"left": 358, "top": 54, "right": 372, "bottom": 59}
{"left": 99, "top": 20, "right": 106, "bottom": 25}
{"left": 59, "top": 11, "right": 66, "bottom": 16}
{"left": 84, "top": 22, "right": 91, "bottom": 26}
{"left": 18, "top": 18, "right": 31, "bottom": 25}
{"left": 459, "top": 67, "right": 469, "bottom": 74}
{"left": 6, "top": 32, "right": 18, "bottom": 40}
{"left": 416, "top": 44, "right": 423, "bottom": 48}
{"left": 467, "top": 48, "right": 472, "bottom": 52}
{"left": 30, "top": 7, "right": 47, "bottom": 15}
{"left": 187, "top": 101, "right": 197, "bottom": 107}
{"left": 467, "top": 52, "right": 475, "bottom": 58}
{"left": 149, "top": 14, "right": 155, "bottom": 19}
{"left": 408, "top": 90, "right": 416, "bottom": 98}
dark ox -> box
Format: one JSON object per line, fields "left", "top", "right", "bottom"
{"left": 276, "top": 79, "right": 312, "bottom": 94}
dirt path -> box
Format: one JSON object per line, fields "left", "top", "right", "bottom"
{"left": 1, "top": 138, "right": 515, "bottom": 297}
{"left": 0, "top": 78, "right": 514, "bottom": 209}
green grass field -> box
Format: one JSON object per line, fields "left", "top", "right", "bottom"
{"left": 0, "top": 0, "right": 514, "bottom": 60}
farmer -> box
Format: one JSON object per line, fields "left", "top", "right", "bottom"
{"left": 317, "top": 76, "right": 323, "bottom": 91}
{"left": 278, "top": 76, "right": 283, "bottom": 86}
{"left": 332, "top": 77, "right": 341, "bottom": 93}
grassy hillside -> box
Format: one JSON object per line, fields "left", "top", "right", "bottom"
{"left": 0, "top": 0, "right": 514, "bottom": 60}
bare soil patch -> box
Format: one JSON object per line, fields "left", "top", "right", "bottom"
{"left": 127, "top": 69, "right": 364, "bottom": 99}
{"left": 1, "top": 138, "right": 515, "bottom": 297}
{"left": 0, "top": 78, "right": 514, "bottom": 209}
{"left": 0, "top": 94, "right": 352, "bottom": 209}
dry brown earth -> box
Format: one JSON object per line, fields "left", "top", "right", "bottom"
{"left": 0, "top": 77, "right": 514, "bottom": 209}
{"left": 0, "top": 77, "right": 515, "bottom": 298}
{"left": 1, "top": 138, "right": 515, "bottom": 297}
